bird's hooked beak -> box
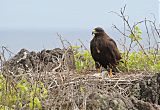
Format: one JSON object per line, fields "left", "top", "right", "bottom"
{"left": 92, "top": 29, "right": 98, "bottom": 35}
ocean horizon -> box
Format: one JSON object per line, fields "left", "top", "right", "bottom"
{"left": 0, "top": 28, "right": 120, "bottom": 53}
{"left": 0, "top": 28, "right": 158, "bottom": 55}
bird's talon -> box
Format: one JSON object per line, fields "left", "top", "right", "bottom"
{"left": 108, "top": 69, "right": 113, "bottom": 77}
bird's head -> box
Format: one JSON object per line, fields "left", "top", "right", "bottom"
{"left": 92, "top": 27, "right": 105, "bottom": 36}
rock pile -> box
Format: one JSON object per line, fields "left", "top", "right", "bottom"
{"left": 3, "top": 48, "right": 75, "bottom": 75}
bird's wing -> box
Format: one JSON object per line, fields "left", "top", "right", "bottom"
{"left": 90, "top": 39, "right": 98, "bottom": 61}
{"left": 105, "top": 38, "right": 122, "bottom": 64}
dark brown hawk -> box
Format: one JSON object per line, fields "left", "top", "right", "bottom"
{"left": 90, "top": 27, "right": 122, "bottom": 76}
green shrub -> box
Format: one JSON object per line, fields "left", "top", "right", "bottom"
{"left": 0, "top": 74, "right": 48, "bottom": 110}
{"left": 118, "top": 50, "right": 160, "bottom": 72}
{"left": 72, "top": 46, "right": 95, "bottom": 72}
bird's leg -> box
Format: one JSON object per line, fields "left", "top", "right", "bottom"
{"left": 96, "top": 66, "right": 102, "bottom": 73}
{"left": 108, "top": 68, "right": 113, "bottom": 77}
{"left": 108, "top": 64, "right": 114, "bottom": 77}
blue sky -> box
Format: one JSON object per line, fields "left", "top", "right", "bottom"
{"left": 1, "top": 0, "right": 158, "bottom": 30}
{"left": 0, "top": 0, "right": 159, "bottom": 53}
{"left": 0, "top": 0, "right": 126, "bottom": 30}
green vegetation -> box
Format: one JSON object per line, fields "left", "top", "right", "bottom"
{"left": 72, "top": 46, "right": 95, "bottom": 72}
{"left": 129, "top": 26, "right": 142, "bottom": 41}
{"left": 119, "top": 51, "right": 160, "bottom": 72}
{"left": 119, "top": 25, "right": 160, "bottom": 72}
{"left": 0, "top": 74, "right": 48, "bottom": 110}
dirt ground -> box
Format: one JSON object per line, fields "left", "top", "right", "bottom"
{"left": 2, "top": 48, "right": 160, "bottom": 110}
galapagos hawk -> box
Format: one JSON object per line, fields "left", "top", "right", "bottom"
{"left": 90, "top": 27, "right": 122, "bottom": 76}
